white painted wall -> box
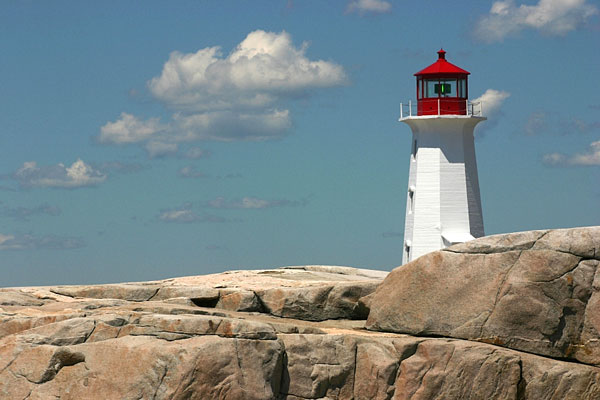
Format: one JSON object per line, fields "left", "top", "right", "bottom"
{"left": 401, "top": 115, "right": 485, "bottom": 264}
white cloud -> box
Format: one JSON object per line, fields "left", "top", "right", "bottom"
{"left": 472, "top": 89, "right": 510, "bottom": 117}
{"left": 99, "top": 112, "right": 165, "bottom": 144}
{"left": 0, "top": 234, "right": 15, "bottom": 246}
{"left": 13, "top": 159, "right": 106, "bottom": 189}
{"left": 0, "top": 233, "right": 85, "bottom": 250}
{"left": 475, "top": 0, "right": 598, "bottom": 42}
{"left": 346, "top": 0, "right": 392, "bottom": 15}
{"left": 158, "top": 204, "right": 233, "bottom": 223}
{"left": 178, "top": 166, "right": 206, "bottom": 178}
{"left": 471, "top": 89, "right": 510, "bottom": 135}
{"left": 205, "top": 196, "right": 307, "bottom": 209}
{"left": 543, "top": 140, "right": 600, "bottom": 166}
{"left": 144, "top": 141, "right": 178, "bottom": 158}
{"left": 99, "top": 30, "right": 347, "bottom": 150}
{"left": 173, "top": 109, "right": 291, "bottom": 142}
{"left": 149, "top": 30, "right": 347, "bottom": 109}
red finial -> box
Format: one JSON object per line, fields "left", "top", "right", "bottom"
{"left": 437, "top": 48, "right": 446, "bottom": 60}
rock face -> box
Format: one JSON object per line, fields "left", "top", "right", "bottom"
{"left": 1, "top": 229, "right": 600, "bottom": 399}
{"left": 367, "top": 226, "right": 600, "bottom": 367}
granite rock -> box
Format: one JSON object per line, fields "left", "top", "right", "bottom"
{"left": 2, "top": 240, "right": 600, "bottom": 399}
{"left": 366, "top": 226, "right": 600, "bottom": 366}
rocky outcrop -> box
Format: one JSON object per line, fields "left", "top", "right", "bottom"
{"left": 366, "top": 226, "right": 600, "bottom": 367}
{"left": 2, "top": 228, "right": 600, "bottom": 399}
{"left": 2, "top": 307, "right": 600, "bottom": 399}
{"left": 43, "top": 265, "right": 385, "bottom": 321}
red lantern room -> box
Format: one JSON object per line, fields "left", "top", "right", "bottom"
{"left": 415, "top": 49, "right": 469, "bottom": 116}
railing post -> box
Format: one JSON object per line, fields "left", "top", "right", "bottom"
{"left": 400, "top": 103, "right": 403, "bottom": 119}
{"left": 466, "top": 99, "right": 469, "bottom": 116}
{"left": 437, "top": 98, "right": 440, "bottom": 115}
{"left": 480, "top": 101, "right": 483, "bottom": 117}
{"left": 408, "top": 100, "right": 412, "bottom": 117}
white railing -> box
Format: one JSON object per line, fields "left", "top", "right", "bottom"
{"left": 399, "top": 100, "right": 484, "bottom": 119}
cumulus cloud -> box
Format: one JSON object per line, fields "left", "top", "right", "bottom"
{"left": 99, "top": 30, "right": 347, "bottom": 153}
{"left": 204, "top": 196, "right": 308, "bottom": 209}
{"left": 346, "top": 0, "right": 392, "bottom": 15}
{"left": 543, "top": 140, "right": 600, "bottom": 166}
{"left": 99, "top": 113, "right": 165, "bottom": 144}
{"left": 472, "top": 89, "right": 510, "bottom": 117}
{"left": 158, "top": 204, "right": 235, "bottom": 223}
{"left": 0, "top": 203, "right": 61, "bottom": 221}
{"left": 474, "top": 0, "right": 598, "bottom": 42}
{"left": 149, "top": 30, "right": 347, "bottom": 109}
{"left": 13, "top": 159, "right": 106, "bottom": 189}
{"left": 0, "top": 233, "right": 85, "bottom": 250}
{"left": 471, "top": 89, "right": 510, "bottom": 135}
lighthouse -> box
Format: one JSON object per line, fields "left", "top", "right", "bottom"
{"left": 400, "top": 49, "right": 486, "bottom": 264}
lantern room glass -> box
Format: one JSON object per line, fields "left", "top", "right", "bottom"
{"left": 458, "top": 79, "right": 466, "bottom": 98}
{"left": 422, "top": 78, "right": 467, "bottom": 99}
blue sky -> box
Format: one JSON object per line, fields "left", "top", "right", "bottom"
{"left": 1, "top": 0, "right": 598, "bottom": 286}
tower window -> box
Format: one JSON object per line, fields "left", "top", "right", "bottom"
{"left": 412, "top": 139, "right": 417, "bottom": 159}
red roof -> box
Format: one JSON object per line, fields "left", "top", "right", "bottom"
{"left": 414, "top": 49, "right": 470, "bottom": 76}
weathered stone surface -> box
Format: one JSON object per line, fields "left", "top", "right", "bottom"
{"left": 280, "top": 334, "right": 357, "bottom": 399}
{"left": 216, "top": 288, "right": 263, "bottom": 312}
{"left": 366, "top": 226, "right": 600, "bottom": 366}
{"left": 151, "top": 286, "right": 220, "bottom": 302}
{"left": 519, "top": 351, "right": 600, "bottom": 399}
{"left": 0, "top": 290, "right": 46, "bottom": 306}
{"left": 41, "top": 266, "right": 385, "bottom": 320}
{"left": 2, "top": 248, "right": 600, "bottom": 399}
{"left": 50, "top": 284, "right": 160, "bottom": 302}
{"left": 258, "top": 282, "right": 378, "bottom": 321}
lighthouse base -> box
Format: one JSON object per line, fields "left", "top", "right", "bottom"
{"left": 401, "top": 115, "right": 485, "bottom": 264}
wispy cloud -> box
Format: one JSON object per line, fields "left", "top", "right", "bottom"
{"left": 346, "top": 0, "right": 392, "bottom": 15}
{"left": 98, "top": 30, "right": 347, "bottom": 155}
{"left": 181, "top": 147, "right": 211, "bottom": 159}
{"left": 177, "top": 166, "right": 206, "bottom": 179}
{"left": 95, "top": 161, "right": 145, "bottom": 175}
{"left": 12, "top": 159, "right": 106, "bottom": 189}
{"left": 560, "top": 118, "right": 600, "bottom": 134}
{"left": 474, "top": 0, "right": 598, "bottom": 42}
{"left": 520, "top": 112, "right": 599, "bottom": 136}
{"left": 522, "top": 112, "right": 548, "bottom": 136}
{"left": 0, "top": 203, "right": 61, "bottom": 221}
{"left": 204, "top": 196, "right": 308, "bottom": 209}
{"left": 0, "top": 233, "right": 85, "bottom": 250}
{"left": 158, "top": 204, "right": 238, "bottom": 223}
{"left": 543, "top": 140, "right": 600, "bottom": 167}
{"left": 144, "top": 141, "right": 178, "bottom": 158}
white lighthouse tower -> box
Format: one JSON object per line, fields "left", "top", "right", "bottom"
{"left": 401, "top": 49, "right": 486, "bottom": 264}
